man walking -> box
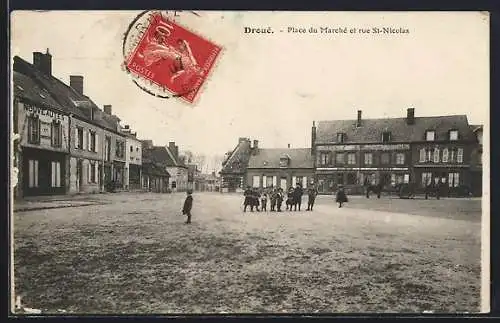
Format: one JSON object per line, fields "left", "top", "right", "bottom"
{"left": 182, "top": 189, "right": 194, "bottom": 224}
{"left": 306, "top": 183, "right": 318, "bottom": 211}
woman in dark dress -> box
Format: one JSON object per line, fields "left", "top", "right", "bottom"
{"left": 336, "top": 185, "right": 348, "bottom": 208}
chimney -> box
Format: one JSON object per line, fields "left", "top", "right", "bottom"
{"left": 70, "top": 75, "right": 84, "bottom": 95}
{"left": 406, "top": 107, "right": 415, "bottom": 125}
{"left": 357, "top": 110, "right": 362, "bottom": 127}
{"left": 175, "top": 145, "right": 179, "bottom": 160}
{"left": 103, "top": 105, "right": 112, "bottom": 115}
{"left": 33, "top": 49, "right": 52, "bottom": 75}
{"left": 311, "top": 121, "right": 317, "bottom": 156}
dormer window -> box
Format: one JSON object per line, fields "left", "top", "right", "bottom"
{"left": 382, "top": 131, "right": 391, "bottom": 143}
{"left": 279, "top": 155, "right": 290, "bottom": 168}
{"left": 425, "top": 130, "right": 435, "bottom": 141}
{"left": 337, "top": 132, "right": 346, "bottom": 143}
{"left": 449, "top": 130, "right": 459, "bottom": 141}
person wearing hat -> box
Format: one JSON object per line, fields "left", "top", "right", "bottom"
{"left": 243, "top": 185, "right": 253, "bottom": 212}
{"left": 336, "top": 184, "right": 348, "bottom": 208}
{"left": 182, "top": 189, "right": 194, "bottom": 224}
{"left": 306, "top": 183, "right": 318, "bottom": 211}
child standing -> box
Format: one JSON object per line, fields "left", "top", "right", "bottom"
{"left": 276, "top": 188, "right": 284, "bottom": 212}
{"left": 270, "top": 188, "right": 277, "bottom": 211}
{"left": 336, "top": 185, "right": 348, "bottom": 208}
{"left": 182, "top": 189, "right": 194, "bottom": 224}
{"left": 261, "top": 192, "right": 268, "bottom": 212}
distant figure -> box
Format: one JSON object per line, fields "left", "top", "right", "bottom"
{"left": 336, "top": 185, "right": 348, "bottom": 208}
{"left": 261, "top": 192, "right": 268, "bottom": 212}
{"left": 243, "top": 186, "right": 253, "bottom": 212}
{"left": 270, "top": 188, "right": 277, "bottom": 211}
{"left": 293, "top": 183, "right": 304, "bottom": 211}
{"left": 276, "top": 188, "right": 284, "bottom": 212}
{"left": 286, "top": 186, "right": 295, "bottom": 211}
{"left": 306, "top": 184, "right": 318, "bottom": 211}
{"left": 182, "top": 189, "right": 194, "bottom": 224}
{"left": 252, "top": 189, "right": 261, "bottom": 212}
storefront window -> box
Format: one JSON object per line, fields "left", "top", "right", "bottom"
{"left": 448, "top": 173, "right": 460, "bottom": 187}
{"left": 347, "top": 173, "right": 357, "bottom": 185}
{"left": 364, "top": 153, "right": 373, "bottom": 165}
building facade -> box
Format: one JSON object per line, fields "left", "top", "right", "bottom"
{"left": 313, "top": 108, "right": 481, "bottom": 196}
{"left": 123, "top": 127, "right": 143, "bottom": 190}
{"left": 13, "top": 71, "right": 70, "bottom": 197}
{"left": 246, "top": 141, "right": 315, "bottom": 191}
{"left": 165, "top": 142, "right": 189, "bottom": 192}
{"left": 220, "top": 138, "right": 253, "bottom": 192}
{"left": 469, "top": 125, "right": 483, "bottom": 196}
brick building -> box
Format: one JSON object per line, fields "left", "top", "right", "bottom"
{"left": 246, "top": 141, "right": 314, "bottom": 191}
{"left": 313, "top": 108, "right": 481, "bottom": 196}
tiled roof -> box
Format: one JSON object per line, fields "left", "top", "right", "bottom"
{"left": 316, "top": 115, "right": 476, "bottom": 144}
{"left": 13, "top": 71, "right": 65, "bottom": 112}
{"left": 248, "top": 148, "right": 314, "bottom": 169}
{"left": 13, "top": 56, "right": 120, "bottom": 133}
{"left": 220, "top": 139, "right": 252, "bottom": 174}
{"left": 142, "top": 161, "right": 170, "bottom": 177}
{"left": 143, "top": 146, "right": 178, "bottom": 167}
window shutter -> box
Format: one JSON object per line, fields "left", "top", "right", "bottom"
{"left": 433, "top": 148, "right": 440, "bottom": 163}
{"left": 95, "top": 162, "right": 99, "bottom": 184}
{"left": 74, "top": 128, "right": 78, "bottom": 148}
{"left": 292, "top": 176, "right": 296, "bottom": 187}
{"left": 442, "top": 148, "right": 449, "bottom": 163}
{"left": 419, "top": 148, "right": 425, "bottom": 162}
{"left": 82, "top": 130, "right": 87, "bottom": 150}
{"left": 87, "top": 131, "right": 91, "bottom": 151}
{"left": 262, "top": 176, "right": 267, "bottom": 188}
{"left": 302, "top": 176, "right": 307, "bottom": 188}
{"left": 87, "top": 163, "right": 91, "bottom": 183}
{"left": 272, "top": 176, "right": 277, "bottom": 187}
{"left": 95, "top": 133, "right": 99, "bottom": 153}
{"left": 457, "top": 148, "right": 464, "bottom": 163}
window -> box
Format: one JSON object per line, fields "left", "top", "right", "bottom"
{"left": 382, "top": 131, "right": 391, "bottom": 143}
{"left": 116, "top": 141, "right": 125, "bottom": 158}
{"left": 457, "top": 148, "right": 463, "bottom": 163}
{"left": 319, "top": 152, "right": 329, "bottom": 166}
{"left": 28, "top": 115, "right": 40, "bottom": 144}
{"left": 426, "top": 148, "right": 433, "bottom": 162}
{"left": 336, "top": 132, "right": 345, "bottom": 143}
{"left": 347, "top": 153, "right": 356, "bottom": 165}
{"left": 396, "top": 153, "right": 405, "bottom": 165}
{"left": 442, "top": 148, "right": 449, "bottom": 163}
{"left": 419, "top": 148, "right": 426, "bottom": 162}
{"left": 381, "top": 153, "right": 390, "bottom": 164}
{"left": 433, "top": 148, "right": 440, "bottom": 163}
{"left": 51, "top": 161, "right": 61, "bottom": 187}
{"left": 336, "top": 173, "right": 344, "bottom": 185}
{"left": 449, "top": 130, "right": 459, "bottom": 141}
{"left": 88, "top": 161, "right": 98, "bottom": 183}
{"left": 279, "top": 157, "right": 289, "bottom": 168}
{"left": 136, "top": 147, "right": 139, "bottom": 152}
{"left": 364, "top": 153, "right": 373, "bottom": 165}
{"left": 252, "top": 175, "right": 260, "bottom": 188}
{"left": 51, "top": 121, "right": 62, "bottom": 147}
{"left": 335, "top": 153, "right": 345, "bottom": 164}
{"left": 104, "top": 136, "right": 111, "bottom": 161}
{"left": 266, "top": 176, "right": 273, "bottom": 187}
{"left": 76, "top": 127, "right": 84, "bottom": 149}
{"left": 421, "top": 172, "right": 432, "bottom": 186}
{"left": 448, "top": 172, "right": 460, "bottom": 187}
{"left": 347, "top": 173, "right": 357, "bottom": 185}
{"left": 426, "top": 130, "right": 435, "bottom": 141}
{"left": 28, "top": 159, "right": 39, "bottom": 188}
{"left": 171, "top": 181, "right": 177, "bottom": 189}
{"left": 403, "top": 174, "right": 410, "bottom": 183}
{"left": 130, "top": 145, "right": 133, "bottom": 152}
{"left": 90, "top": 131, "right": 97, "bottom": 152}
{"left": 450, "top": 148, "right": 456, "bottom": 162}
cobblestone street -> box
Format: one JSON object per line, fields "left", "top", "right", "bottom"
{"left": 12, "top": 192, "right": 482, "bottom": 313}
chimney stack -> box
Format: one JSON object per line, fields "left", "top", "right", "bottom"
{"left": 70, "top": 75, "right": 84, "bottom": 95}
{"left": 357, "top": 110, "right": 362, "bottom": 127}
{"left": 311, "top": 121, "right": 317, "bottom": 156}
{"left": 406, "top": 107, "right": 415, "bottom": 125}
{"left": 103, "top": 105, "right": 112, "bottom": 115}
{"left": 33, "top": 49, "right": 52, "bottom": 75}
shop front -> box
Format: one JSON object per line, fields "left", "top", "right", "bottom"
{"left": 21, "top": 147, "right": 67, "bottom": 196}
{"left": 413, "top": 166, "right": 471, "bottom": 197}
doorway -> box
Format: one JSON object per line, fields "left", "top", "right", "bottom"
{"left": 280, "top": 178, "right": 287, "bottom": 191}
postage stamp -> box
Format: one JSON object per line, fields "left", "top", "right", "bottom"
{"left": 123, "top": 11, "right": 222, "bottom": 104}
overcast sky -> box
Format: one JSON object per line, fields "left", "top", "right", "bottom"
{"left": 11, "top": 11, "right": 489, "bottom": 162}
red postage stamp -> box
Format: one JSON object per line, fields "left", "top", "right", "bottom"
{"left": 124, "top": 12, "right": 222, "bottom": 104}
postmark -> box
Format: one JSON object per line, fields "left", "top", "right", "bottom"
{"left": 122, "top": 11, "right": 222, "bottom": 104}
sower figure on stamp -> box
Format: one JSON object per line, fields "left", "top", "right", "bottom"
{"left": 293, "top": 182, "right": 304, "bottom": 211}
{"left": 306, "top": 183, "right": 318, "bottom": 211}
{"left": 182, "top": 189, "right": 194, "bottom": 224}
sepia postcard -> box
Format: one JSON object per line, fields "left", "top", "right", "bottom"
{"left": 9, "top": 10, "right": 489, "bottom": 314}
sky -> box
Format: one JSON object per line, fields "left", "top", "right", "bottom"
{"left": 11, "top": 11, "right": 489, "bottom": 169}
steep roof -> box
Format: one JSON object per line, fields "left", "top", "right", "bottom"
{"left": 143, "top": 146, "right": 187, "bottom": 168}
{"left": 220, "top": 139, "right": 253, "bottom": 174}
{"left": 142, "top": 161, "right": 171, "bottom": 177}
{"left": 316, "top": 115, "right": 476, "bottom": 144}
{"left": 248, "top": 148, "right": 314, "bottom": 169}
{"left": 13, "top": 56, "right": 120, "bottom": 133}
{"left": 13, "top": 71, "right": 65, "bottom": 112}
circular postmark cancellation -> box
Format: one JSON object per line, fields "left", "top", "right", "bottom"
{"left": 122, "top": 11, "right": 223, "bottom": 104}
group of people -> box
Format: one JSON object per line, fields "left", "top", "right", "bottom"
{"left": 243, "top": 182, "right": 320, "bottom": 213}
